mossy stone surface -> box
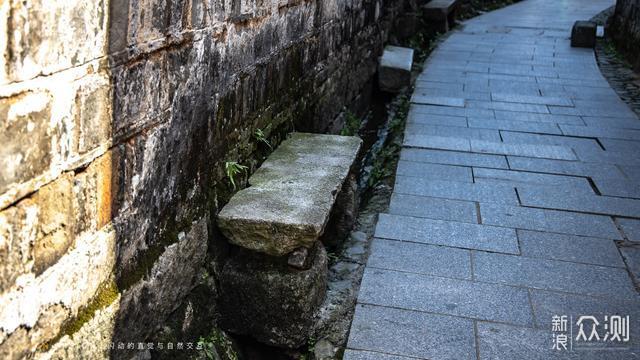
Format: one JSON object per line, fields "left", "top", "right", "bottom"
{"left": 217, "top": 133, "right": 362, "bottom": 256}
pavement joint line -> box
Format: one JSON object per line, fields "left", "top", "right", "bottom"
{"left": 356, "top": 301, "right": 538, "bottom": 329}
{"left": 473, "top": 320, "right": 481, "bottom": 360}
{"left": 346, "top": 347, "right": 426, "bottom": 360}
{"left": 526, "top": 289, "right": 538, "bottom": 330}
{"left": 516, "top": 203, "right": 640, "bottom": 219}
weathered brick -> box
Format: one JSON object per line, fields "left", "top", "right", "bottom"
{"left": 0, "top": 91, "right": 54, "bottom": 194}
{"left": 0, "top": 0, "right": 109, "bottom": 84}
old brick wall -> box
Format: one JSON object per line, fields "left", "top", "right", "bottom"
{"left": 0, "top": 0, "right": 405, "bottom": 358}
{"left": 610, "top": 0, "right": 640, "bottom": 70}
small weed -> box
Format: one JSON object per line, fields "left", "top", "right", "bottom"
{"left": 254, "top": 125, "right": 273, "bottom": 149}
{"left": 225, "top": 161, "right": 248, "bottom": 190}
{"left": 340, "top": 110, "right": 362, "bottom": 136}
{"left": 197, "top": 328, "right": 239, "bottom": 360}
{"left": 326, "top": 251, "right": 340, "bottom": 264}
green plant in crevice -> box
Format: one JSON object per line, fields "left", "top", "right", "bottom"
{"left": 225, "top": 161, "right": 248, "bottom": 190}
{"left": 254, "top": 125, "right": 273, "bottom": 149}
{"left": 340, "top": 110, "right": 362, "bottom": 136}
{"left": 196, "top": 328, "right": 239, "bottom": 360}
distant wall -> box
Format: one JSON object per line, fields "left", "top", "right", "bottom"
{"left": 610, "top": 0, "right": 640, "bottom": 70}
{"left": 0, "top": 0, "right": 405, "bottom": 358}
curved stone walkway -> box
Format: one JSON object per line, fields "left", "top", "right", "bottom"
{"left": 345, "top": 1, "right": 640, "bottom": 359}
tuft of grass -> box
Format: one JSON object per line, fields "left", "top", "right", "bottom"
{"left": 340, "top": 110, "right": 362, "bottom": 136}
{"left": 254, "top": 125, "right": 273, "bottom": 149}
{"left": 225, "top": 161, "right": 248, "bottom": 190}
{"left": 197, "top": 328, "right": 238, "bottom": 360}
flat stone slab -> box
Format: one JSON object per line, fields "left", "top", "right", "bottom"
{"left": 217, "top": 133, "right": 361, "bottom": 256}
{"left": 375, "top": 213, "right": 520, "bottom": 254}
{"left": 347, "top": 304, "right": 476, "bottom": 360}
{"left": 423, "top": 0, "right": 459, "bottom": 19}
{"left": 358, "top": 268, "right": 534, "bottom": 326}
{"left": 378, "top": 46, "right": 414, "bottom": 93}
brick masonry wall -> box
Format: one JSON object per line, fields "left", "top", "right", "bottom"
{"left": 0, "top": 0, "right": 405, "bottom": 358}
{"left": 610, "top": 0, "right": 640, "bottom": 70}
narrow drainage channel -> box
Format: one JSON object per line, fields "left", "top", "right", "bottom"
{"left": 214, "top": 27, "right": 439, "bottom": 360}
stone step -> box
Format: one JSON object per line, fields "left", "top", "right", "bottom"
{"left": 217, "top": 132, "right": 362, "bottom": 256}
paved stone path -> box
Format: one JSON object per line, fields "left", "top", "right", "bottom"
{"left": 345, "top": 0, "right": 640, "bottom": 359}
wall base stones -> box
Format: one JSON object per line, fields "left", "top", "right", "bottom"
{"left": 219, "top": 243, "right": 328, "bottom": 348}
{"left": 609, "top": 0, "right": 640, "bottom": 70}
{"left": 1, "top": 0, "right": 407, "bottom": 356}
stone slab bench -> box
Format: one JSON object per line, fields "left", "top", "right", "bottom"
{"left": 218, "top": 132, "right": 362, "bottom": 257}
{"left": 423, "top": 0, "right": 460, "bottom": 33}
{"left": 378, "top": 46, "right": 414, "bottom": 93}
{"left": 217, "top": 132, "right": 361, "bottom": 348}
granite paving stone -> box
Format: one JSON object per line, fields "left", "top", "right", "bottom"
{"left": 469, "top": 140, "right": 577, "bottom": 160}
{"left": 396, "top": 160, "right": 473, "bottom": 182}
{"left": 467, "top": 100, "right": 550, "bottom": 113}
{"left": 473, "top": 168, "right": 594, "bottom": 192}
{"left": 517, "top": 186, "right": 640, "bottom": 217}
{"left": 530, "top": 289, "right": 640, "bottom": 330}
{"left": 411, "top": 104, "right": 495, "bottom": 118}
{"left": 358, "top": 268, "right": 534, "bottom": 326}
{"left": 394, "top": 176, "right": 519, "bottom": 205}
{"left": 404, "top": 123, "right": 502, "bottom": 141}
{"left": 343, "top": 350, "right": 417, "bottom": 360}
{"left": 491, "top": 93, "right": 574, "bottom": 106}
{"left": 367, "top": 238, "right": 472, "bottom": 279}
{"left": 517, "top": 229, "right": 625, "bottom": 267}
{"left": 620, "top": 246, "right": 640, "bottom": 283}
{"left": 410, "top": 94, "right": 466, "bottom": 107}
{"left": 493, "top": 110, "right": 584, "bottom": 124}
{"left": 403, "top": 134, "right": 471, "bottom": 151}
{"left": 477, "top": 322, "right": 633, "bottom": 360}
{"left": 375, "top": 213, "right": 520, "bottom": 254}
{"left": 500, "top": 131, "right": 601, "bottom": 151}
{"left": 347, "top": 304, "right": 476, "bottom": 360}
{"left": 467, "top": 117, "right": 562, "bottom": 134}
{"left": 582, "top": 116, "right": 640, "bottom": 129}
{"left": 389, "top": 193, "right": 478, "bottom": 223}
{"left": 507, "top": 156, "right": 626, "bottom": 178}
{"left": 618, "top": 218, "right": 640, "bottom": 242}
{"left": 479, "top": 202, "right": 621, "bottom": 239}
{"left": 473, "top": 251, "right": 638, "bottom": 298}
{"left": 400, "top": 148, "right": 509, "bottom": 168}
{"left": 407, "top": 112, "right": 468, "bottom": 127}
{"left": 560, "top": 124, "right": 640, "bottom": 140}
{"left": 592, "top": 177, "right": 640, "bottom": 199}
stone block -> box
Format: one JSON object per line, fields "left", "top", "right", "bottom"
{"left": 217, "top": 133, "right": 361, "bottom": 257}
{"left": 378, "top": 46, "right": 414, "bottom": 93}
{"left": 0, "top": 0, "right": 109, "bottom": 84}
{"left": 422, "top": 0, "right": 460, "bottom": 33}
{"left": 219, "top": 242, "right": 327, "bottom": 348}
{"left": 571, "top": 21, "right": 597, "bottom": 48}
{"left": 0, "top": 91, "right": 54, "bottom": 194}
